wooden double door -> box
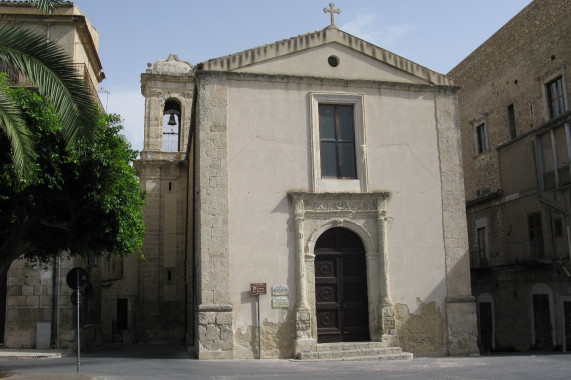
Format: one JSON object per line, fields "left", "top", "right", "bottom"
{"left": 315, "top": 228, "right": 370, "bottom": 343}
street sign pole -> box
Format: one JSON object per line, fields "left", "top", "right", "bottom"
{"left": 65, "top": 267, "right": 89, "bottom": 374}
{"left": 257, "top": 293, "right": 261, "bottom": 359}
{"left": 76, "top": 269, "right": 80, "bottom": 374}
{"left": 249, "top": 283, "right": 266, "bottom": 360}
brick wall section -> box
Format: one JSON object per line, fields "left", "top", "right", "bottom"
{"left": 448, "top": 0, "right": 571, "bottom": 201}
{"left": 435, "top": 88, "right": 479, "bottom": 355}
{"left": 195, "top": 72, "right": 234, "bottom": 359}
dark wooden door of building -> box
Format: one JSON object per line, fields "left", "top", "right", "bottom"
{"left": 533, "top": 294, "right": 552, "bottom": 350}
{"left": 315, "top": 228, "right": 369, "bottom": 343}
{"left": 479, "top": 302, "right": 493, "bottom": 353}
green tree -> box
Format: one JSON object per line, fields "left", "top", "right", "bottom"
{"left": 0, "top": 0, "right": 98, "bottom": 179}
{"left": 0, "top": 85, "right": 145, "bottom": 279}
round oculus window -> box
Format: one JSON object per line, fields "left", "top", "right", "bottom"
{"left": 328, "top": 55, "right": 339, "bottom": 67}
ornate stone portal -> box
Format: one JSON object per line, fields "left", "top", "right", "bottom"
{"left": 289, "top": 192, "right": 397, "bottom": 355}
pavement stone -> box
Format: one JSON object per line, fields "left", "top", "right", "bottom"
{"left": 4, "top": 374, "right": 99, "bottom": 380}
{"left": 1, "top": 344, "right": 571, "bottom": 380}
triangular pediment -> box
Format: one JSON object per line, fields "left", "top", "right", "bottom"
{"left": 200, "top": 27, "right": 451, "bottom": 86}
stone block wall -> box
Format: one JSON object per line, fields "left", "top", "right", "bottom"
{"left": 435, "top": 88, "right": 479, "bottom": 355}
{"left": 448, "top": 0, "right": 571, "bottom": 202}
{"left": 195, "top": 72, "right": 234, "bottom": 359}
{"left": 4, "top": 256, "right": 100, "bottom": 349}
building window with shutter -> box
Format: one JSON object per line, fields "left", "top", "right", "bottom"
{"left": 546, "top": 77, "right": 565, "bottom": 119}
{"left": 319, "top": 104, "right": 357, "bottom": 179}
{"left": 476, "top": 123, "right": 489, "bottom": 153}
{"left": 310, "top": 93, "right": 367, "bottom": 192}
{"left": 477, "top": 227, "right": 488, "bottom": 266}
{"left": 528, "top": 212, "right": 544, "bottom": 257}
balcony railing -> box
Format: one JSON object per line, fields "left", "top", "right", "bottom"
{"left": 470, "top": 239, "right": 558, "bottom": 269}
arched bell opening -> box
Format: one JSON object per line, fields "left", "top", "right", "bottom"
{"left": 163, "top": 99, "right": 181, "bottom": 152}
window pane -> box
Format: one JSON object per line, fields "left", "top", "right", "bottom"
{"left": 319, "top": 105, "right": 336, "bottom": 140}
{"left": 337, "top": 106, "right": 354, "bottom": 141}
{"left": 338, "top": 143, "right": 356, "bottom": 178}
{"left": 321, "top": 142, "right": 337, "bottom": 177}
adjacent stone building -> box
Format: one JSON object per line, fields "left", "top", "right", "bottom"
{"left": 448, "top": 0, "right": 571, "bottom": 352}
{"left": 122, "top": 17, "right": 479, "bottom": 358}
{"left": 0, "top": 1, "right": 105, "bottom": 349}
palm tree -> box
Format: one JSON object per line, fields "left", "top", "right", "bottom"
{"left": 0, "top": 0, "right": 99, "bottom": 179}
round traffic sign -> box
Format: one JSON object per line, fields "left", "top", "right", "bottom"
{"left": 70, "top": 290, "right": 84, "bottom": 305}
{"left": 66, "top": 267, "right": 90, "bottom": 290}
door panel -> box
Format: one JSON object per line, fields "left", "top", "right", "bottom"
{"left": 315, "top": 228, "right": 369, "bottom": 343}
{"left": 533, "top": 294, "right": 552, "bottom": 350}
{"left": 479, "top": 302, "right": 493, "bottom": 353}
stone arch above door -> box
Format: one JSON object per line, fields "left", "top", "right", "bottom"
{"left": 288, "top": 191, "right": 396, "bottom": 355}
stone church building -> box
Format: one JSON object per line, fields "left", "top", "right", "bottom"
{"left": 118, "top": 17, "right": 480, "bottom": 359}
{"left": 0, "top": 3, "right": 479, "bottom": 359}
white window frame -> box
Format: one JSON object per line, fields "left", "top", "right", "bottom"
{"left": 310, "top": 92, "right": 368, "bottom": 192}
{"left": 476, "top": 123, "right": 489, "bottom": 154}
{"left": 539, "top": 70, "right": 568, "bottom": 122}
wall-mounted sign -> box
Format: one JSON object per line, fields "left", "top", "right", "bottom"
{"left": 272, "top": 284, "right": 289, "bottom": 296}
{"left": 250, "top": 283, "right": 267, "bottom": 295}
{"left": 272, "top": 296, "right": 289, "bottom": 308}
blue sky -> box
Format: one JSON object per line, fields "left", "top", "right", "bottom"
{"left": 72, "top": 0, "right": 532, "bottom": 151}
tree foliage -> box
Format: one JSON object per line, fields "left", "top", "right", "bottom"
{"left": 0, "top": 0, "right": 99, "bottom": 179}
{"left": 0, "top": 85, "right": 145, "bottom": 274}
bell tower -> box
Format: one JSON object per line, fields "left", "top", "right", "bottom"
{"left": 107, "top": 54, "right": 194, "bottom": 344}
{"left": 140, "top": 54, "right": 194, "bottom": 158}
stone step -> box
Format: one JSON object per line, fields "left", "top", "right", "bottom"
{"left": 298, "top": 346, "right": 413, "bottom": 361}
{"left": 315, "top": 342, "right": 399, "bottom": 352}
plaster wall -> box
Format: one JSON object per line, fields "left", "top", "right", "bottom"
{"left": 235, "top": 43, "right": 431, "bottom": 85}
{"left": 225, "top": 77, "right": 449, "bottom": 356}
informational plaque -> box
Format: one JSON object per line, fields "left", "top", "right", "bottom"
{"left": 250, "top": 283, "right": 267, "bottom": 295}
{"left": 272, "top": 284, "right": 289, "bottom": 296}
{"left": 272, "top": 296, "right": 289, "bottom": 308}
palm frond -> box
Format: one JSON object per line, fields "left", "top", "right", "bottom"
{"left": 28, "top": 0, "right": 64, "bottom": 14}
{"left": 0, "top": 86, "right": 35, "bottom": 179}
{"left": 0, "top": 22, "right": 100, "bottom": 146}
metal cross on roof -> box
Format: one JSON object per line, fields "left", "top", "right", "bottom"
{"left": 323, "top": 3, "right": 341, "bottom": 27}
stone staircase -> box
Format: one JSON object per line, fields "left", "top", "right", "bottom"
{"left": 297, "top": 342, "right": 413, "bottom": 361}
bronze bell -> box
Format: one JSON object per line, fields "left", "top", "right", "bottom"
{"left": 167, "top": 113, "right": 177, "bottom": 126}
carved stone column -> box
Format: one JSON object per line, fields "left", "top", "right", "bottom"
{"left": 377, "top": 200, "right": 396, "bottom": 336}
{"left": 292, "top": 194, "right": 312, "bottom": 353}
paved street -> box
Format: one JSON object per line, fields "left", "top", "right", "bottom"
{"left": 1, "top": 344, "right": 571, "bottom": 380}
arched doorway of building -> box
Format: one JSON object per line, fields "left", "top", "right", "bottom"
{"left": 314, "top": 227, "right": 369, "bottom": 343}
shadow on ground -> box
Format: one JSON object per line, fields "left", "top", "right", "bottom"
{"left": 83, "top": 343, "right": 191, "bottom": 360}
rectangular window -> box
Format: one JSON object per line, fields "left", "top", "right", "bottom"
{"left": 554, "top": 217, "right": 563, "bottom": 238}
{"left": 319, "top": 104, "right": 357, "bottom": 179}
{"left": 117, "top": 299, "right": 128, "bottom": 331}
{"left": 528, "top": 212, "right": 544, "bottom": 257}
{"left": 476, "top": 123, "right": 489, "bottom": 153}
{"left": 507, "top": 104, "right": 517, "bottom": 140}
{"left": 477, "top": 227, "right": 488, "bottom": 266}
{"left": 547, "top": 77, "right": 565, "bottom": 119}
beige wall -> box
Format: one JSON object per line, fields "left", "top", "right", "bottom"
{"left": 236, "top": 43, "right": 431, "bottom": 84}
{"left": 225, "top": 76, "right": 449, "bottom": 355}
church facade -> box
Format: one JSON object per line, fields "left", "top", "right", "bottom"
{"left": 125, "top": 21, "right": 480, "bottom": 359}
